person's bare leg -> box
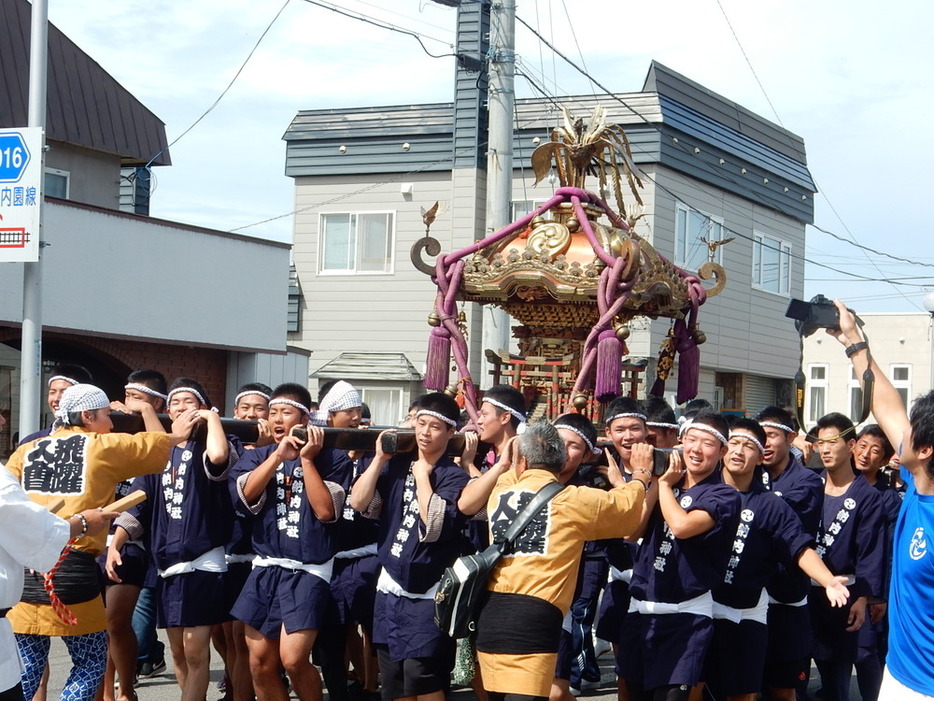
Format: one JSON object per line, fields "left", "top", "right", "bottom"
{"left": 361, "top": 628, "right": 379, "bottom": 693}
{"left": 245, "top": 625, "right": 288, "bottom": 701}
{"left": 166, "top": 628, "right": 189, "bottom": 692}
{"left": 227, "top": 621, "right": 253, "bottom": 701}
{"left": 106, "top": 584, "right": 141, "bottom": 701}
{"left": 279, "top": 627, "right": 321, "bottom": 701}
{"left": 179, "top": 625, "right": 213, "bottom": 701}
{"left": 550, "top": 678, "right": 575, "bottom": 701}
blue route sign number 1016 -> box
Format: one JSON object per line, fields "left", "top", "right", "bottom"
{"left": 0, "top": 132, "right": 31, "bottom": 182}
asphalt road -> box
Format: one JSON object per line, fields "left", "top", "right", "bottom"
{"left": 44, "top": 631, "right": 855, "bottom": 701}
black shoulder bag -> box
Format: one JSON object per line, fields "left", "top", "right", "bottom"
{"left": 434, "top": 480, "right": 564, "bottom": 639}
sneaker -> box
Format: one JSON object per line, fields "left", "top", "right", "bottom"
{"left": 137, "top": 657, "right": 166, "bottom": 678}
{"left": 593, "top": 637, "right": 612, "bottom": 658}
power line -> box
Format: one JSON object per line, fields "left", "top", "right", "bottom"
{"left": 143, "top": 0, "right": 292, "bottom": 170}
{"left": 516, "top": 10, "right": 931, "bottom": 298}
{"left": 300, "top": 0, "right": 455, "bottom": 58}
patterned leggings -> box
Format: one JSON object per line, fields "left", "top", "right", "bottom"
{"left": 15, "top": 632, "right": 108, "bottom": 701}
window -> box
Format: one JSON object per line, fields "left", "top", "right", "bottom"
{"left": 752, "top": 232, "right": 792, "bottom": 295}
{"left": 675, "top": 203, "right": 722, "bottom": 272}
{"left": 849, "top": 366, "right": 864, "bottom": 420}
{"left": 319, "top": 212, "right": 393, "bottom": 274}
{"left": 359, "top": 386, "right": 404, "bottom": 426}
{"left": 45, "top": 168, "right": 69, "bottom": 199}
{"left": 807, "top": 364, "right": 828, "bottom": 424}
{"left": 891, "top": 364, "right": 912, "bottom": 411}
{"left": 512, "top": 200, "right": 551, "bottom": 222}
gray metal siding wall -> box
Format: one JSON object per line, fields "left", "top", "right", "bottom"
{"left": 656, "top": 130, "right": 814, "bottom": 224}
{"left": 286, "top": 135, "right": 453, "bottom": 176}
{"left": 452, "top": 0, "right": 489, "bottom": 169}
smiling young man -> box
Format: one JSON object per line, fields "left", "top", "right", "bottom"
{"left": 617, "top": 410, "right": 741, "bottom": 701}
{"left": 809, "top": 412, "right": 885, "bottom": 701}
{"left": 706, "top": 418, "right": 849, "bottom": 701}
{"left": 350, "top": 393, "right": 470, "bottom": 701}
{"left": 229, "top": 382, "right": 351, "bottom": 701}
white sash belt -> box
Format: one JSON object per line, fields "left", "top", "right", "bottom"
{"left": 225, "top": 553, "right": 255, "bottom": 565}
{"left": 376, "top": 568, "right": 439, "bottom": 600}
{"left": 768, "top": 594, "right": 809, "bottom": 607}
{"left": 629, "top": 590, "right": 713, "bottom": 617}
{"left": 334, "top": 544, "right": 379, "bottom": 560}
{"left": 252, "top": 555, "right": 333, "bottom": 583}
{"left": 712, "top": 588, "right": 769, "bottom": 624}
{"left": 609, "top": 566, "right": 633, "bottom": 584}
{"left": 158, "top": 546, "right": 227, "bottom": 578}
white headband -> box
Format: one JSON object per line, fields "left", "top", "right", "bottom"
{"left": 605, "top": 412, "right": 647, "bottom": 426}
{"left": 759, "top": 420, "right": 796, "bottom": 434}
{"left": 555, "top": 422, "right": 600, "bottom": 455}
{"left": 647, "top": 421, "right": 679, "bottom": 429}
{"left": 125, "top": 383, "right": 168, "bottom": 402}
{"left": 234, "top": 390, "right": 271, "bottom": 406}
{"left": 415, "top": 409, "right": 458, "bottom": 427}
{"left": 167, "top": 387, "right": 207, "bottom": 408}
{"left": 682, "top": 420, "right": 728, "bottom": 446}
{"left": 483, "top": 397, "right": 527, "bottom": 424}
{"left": 49, "top": 375, "right": 80, "bottom": 388}
{"left": 729, "top": 430, "right": 765, "bottom": 455}
{"left": 269, "top": 397, "right": 310, "bottom": 416}
{"left": 54, "top": 384, "right": 109, "bottom": 427}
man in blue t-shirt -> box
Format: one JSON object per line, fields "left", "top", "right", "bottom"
{"left": 831, "top": 300, "right": 934, "bottom": 699}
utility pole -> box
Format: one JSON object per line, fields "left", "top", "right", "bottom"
{"left": 20, "top": 0, "right": 48, "bottom": 437}
{"left": 480, "top": 0, "right": 516, "bottom": 384}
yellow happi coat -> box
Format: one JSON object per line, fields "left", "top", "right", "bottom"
{"left": 4, "top": 427, "right": 173, "bottom": 636}
{"left": 478, "top": 468, "right": 645, "bottom": 697}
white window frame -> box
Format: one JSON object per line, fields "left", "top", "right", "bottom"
{"left": 511, "top": 199, "right": 552, "bottom": 222}
{"left": 807, "top": 363, "right": 829, "bottom": 425}
{"left": 752, "top": 231, "right": 792, "bottom": 296}
{"left": 318, "top": 211, "right": 395, "bottom": 275}
{"left": 675, "top": 202, "right": 723, "bottom": 272}
{"left": 890, "top": 364, "right": 912, "bottom": 413}
{"left": 44, "top": 167, "right": 70, "bottom": 199}
{"left": 358, "top": 385, "right": 405, "bottom": 427}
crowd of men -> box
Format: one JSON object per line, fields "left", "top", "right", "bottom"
{"left": 1, "top": 300, "right": 932, "bottom": 701}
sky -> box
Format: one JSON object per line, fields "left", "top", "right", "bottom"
{"left": 45, "top": 0, "right": 934, "bottom": 313}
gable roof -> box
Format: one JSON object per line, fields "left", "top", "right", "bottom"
{"left": 0, "top": 0, "right": 171, "bottom": 166}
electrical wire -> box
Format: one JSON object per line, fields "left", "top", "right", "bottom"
{"left": 711, "top": 0, "right": 926, "bottom": 308}
{"left": 142, "top": 0, "right": 292, "bottom": 170}
{"left": 300, "top": 0, "right": 456, "bottom": 58}
{"left": 515, "top": 11, "right": 931, "bottom": 295}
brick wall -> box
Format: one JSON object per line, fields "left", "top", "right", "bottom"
{"left": 0, "top": 327, "right": 228, "bottom": 407}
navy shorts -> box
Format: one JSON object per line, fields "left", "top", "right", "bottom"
{"left": 156, "top": 570, "right": 230, "bottom": 628}
{"left": 376, "top": 646, "right": 453, "bottom": 698}
{"left": 596, "top": 579, "right": 631, "bottom": 645}
{"left": 617, "top": 611, "right": 713, "bottom": 690}
{"left": 101, "top": 543, "right": 147, "bottom": 588}
{"left": 231, "top": 566, "right": 330, "bottom": 638}
{"left": 705, "top": 618, "right": 768, "bottom": 697}
{"left": 329, "top": 554, "right": 378, "bottom": 629}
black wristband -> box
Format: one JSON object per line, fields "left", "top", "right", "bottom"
{"left": 845, "top": 341, "right": 869, "bottom": 358}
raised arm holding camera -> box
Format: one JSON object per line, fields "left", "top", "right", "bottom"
{"left": 828, "top": 299, "right": 934, "bottom": 700}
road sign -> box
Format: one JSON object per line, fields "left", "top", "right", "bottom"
{"left": 0, "top": 131, "right": 31, "bottom": 182}
{"left": 0, "top": 127, "right": 42, "bottom": 262}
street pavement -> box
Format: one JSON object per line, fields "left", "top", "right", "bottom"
{"left": 44, "top": 630, "right": 856, "bottom": 701}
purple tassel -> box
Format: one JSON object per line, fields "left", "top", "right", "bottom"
{"left": 674, "top": 320, "right": 699, "bottom": 404}
{"left": 425, "top": 327, "right": 451, "bottom": 391}
{"left": 650, "top": 376, "right": 666, "bottom": 398}
{"left": 594, "top": 329, "right": 622, "bottom": 402}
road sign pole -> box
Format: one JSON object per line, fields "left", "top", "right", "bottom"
{"left": 19, "top": 0, "right": 48, "bottom": 438}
